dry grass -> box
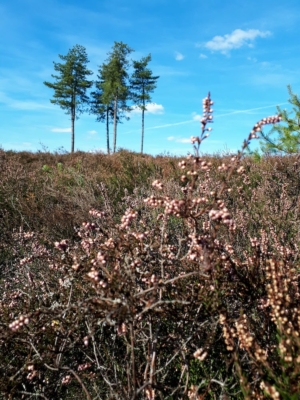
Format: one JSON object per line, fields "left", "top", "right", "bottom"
{"left": 0, "top": 95, "right": 299, "bottom": 399}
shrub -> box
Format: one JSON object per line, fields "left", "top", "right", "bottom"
{"left": 1, "top": 94, "right": 300, "bottom": 399}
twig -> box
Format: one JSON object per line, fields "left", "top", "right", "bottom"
{"left": 130, "top": 322, "right": 137, "bottom": 399}
{"left": 134, "top": 271, "right": 209, "bottom": 299}
{"left": 135, "top": 299, "right": 190, "bottom": 319}
{"left": 85, "top": 320, "right": 102, "bottom": 370}
{"left": 17, "top": 391, "right": 49, "bottom": 399}
{"left": 61, "top": 366, "right": 92, "bottom": 400}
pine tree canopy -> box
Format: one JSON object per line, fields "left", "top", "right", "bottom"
{"left": 44, "top": 44, "right": 93, "bottom": 152}
{"left": 130, "top": 54, "right": 159, "bottom": 111}
{"left": 44, "top": 44, "right": 93, "bottom": 117}
{"left": 259, "top": 85, "right": 300, "bottom": 154}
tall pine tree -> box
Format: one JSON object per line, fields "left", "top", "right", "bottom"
{"left": 90, "top": 61, "right": 128, "bottom": 154}
{"left": 44, "top": 45, "right": 93, "bottom": 153}
{"left": 90, "top": 63, "right": 115, "bottom": 154}
{"left": 102, "top": 42, "right": 134, "bottom": 153}
{"left": 130, "top": 54, "right": 159, "bottom": 154}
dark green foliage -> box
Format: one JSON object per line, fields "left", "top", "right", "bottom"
{"left": 90, "top": 59, "right": 131, "bottom": 155}
{"left": 101, "top": 42, "right": 134, "bottom": 153}
{"left": 90, "top": 62, "right": 120, "bottom": 154}
{"left": 44, "top": 44, "right": 93, "bottom": 153}
{"left": 130, "top": 54, "right": 159, "bottom": 154}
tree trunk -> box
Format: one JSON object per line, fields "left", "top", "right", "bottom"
{"left": 113, "top": 97, "right": 117, "bottom": 153}
{"left": 141, "top": 108, "right": 145, "bottom": 154}
{"left": 106, "top": 107, "right": 110, "bottom": 154}
{"left": 71, "top": 113, "right": 75, "bottom": 153}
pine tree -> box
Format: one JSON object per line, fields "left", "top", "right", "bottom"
{"left": 102, "top": 42, "right": 134, "bottom": 153}
{"left": 90, "top": 63, "right": 115, "bottom": 154}
{"left": 259, "top": 85, "right": 300, "bottom": 154}
{"left": 90, "top": 62, "right": 128, "bottom": 154}
{"left": 44, "top": 45, "right": 93, "bottom": 153}
{"left": 130, "top": 54, "right": 159, "bottom": 154}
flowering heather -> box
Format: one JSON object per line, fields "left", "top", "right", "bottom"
{"left": 0, "top": 93, "right": 299, "bottom": 399}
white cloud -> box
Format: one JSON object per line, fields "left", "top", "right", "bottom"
{"left": 192, "top": 113, "right": 202, "bottom": 122}
{"left": 124, "top": 99, "right": 288, "bottom": 137}
{"left": 146, "top": 103, "right": 164, "bottom": 114}
{"left": 203, "top": 29, "right": 271, "bottom": 55}
{"left": 167, "top": 136, "right": 193, "bottom": 144}
{"left": 88, "top": 130, "right": 97, "bottom": 135}
{"left": 199, "top": 53, "right": 207, "bottom": 59}
{"left": 131, "top": 103, "right": 164, "bottom": 114}
{"left": 175, "top": 51, "right": 184, "bottom": 61}
{"left": 176, "top": 138, "right": 191, "bottom": 143}
{"left": 51, "top": 127, "right": 71, "bottom": 133}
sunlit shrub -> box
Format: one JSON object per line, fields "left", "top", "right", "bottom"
{"left": 1, "top": 94, "right": 300, "bottom": 399}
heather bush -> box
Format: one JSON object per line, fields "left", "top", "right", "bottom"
{"left": 0, "top": 149, "right": 183, "bottom": 266}
{"left": 1, "top": 93, "right": 300, "bottom": 399}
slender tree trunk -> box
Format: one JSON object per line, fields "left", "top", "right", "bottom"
{"left": 71, "top": 94, "right": 76, "bottom": 153}
{"left": 113, "top": 97, "right": 117, "bottom": 153}
{"left": 106, "top": 107, "right": 110, "bottom": 154}
{"left": 71, "top": 112, "right": 75, "bottom": 153}
{"left": 141, "top": 108, "right": 145, "bottom": 154}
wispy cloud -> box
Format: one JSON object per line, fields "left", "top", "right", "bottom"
{"left": 10, "top": 100, "right": 53, "bottom": 111}
{"left": 154, "top": 65, "right": 189, "bottom": 76}
{"left": 146, "top": 119, "right": 195, "bottom": 131}
{"left": 167, "top": 136, "right": 223, "bottom": 145}
{"left": 199, "top": 53, "right": 207, "bottom": 59}
{"left": 202, "top": 29, "right": 271, "bottom": 55}
{"left": 0, "top": 91, "right": 53, "bottom": 110}
{"left": 192, "top": 113, "right": 202, "bottom": 122}
{"left": 51, "top": 127, "right": 71, "bottom": 133}
{"left": 175, "top": 51, "right": 184, "bottom": 61}
{"left": 88, "top": 130, "right": 97, "bottom": 135}
{"left": 143, "top": 102, "right": 289, "bottom": 132}
{"left": 215, "top": 103, "right": 289, "bottom": 118}
{"left": 131, "top": 103, "right": 164, "bottom": 114}
{"left": 175, "top": 138, "right": 191, "bottom": 143}
{"left": 251, "top": 73, "right": 294, "bottom": 88}
{"left": 166, "top": 136, "right": 191, "bottom": 143}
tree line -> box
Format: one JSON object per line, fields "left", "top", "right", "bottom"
{"left": 44, "top": 43, "right": 159, "bottom": 154}
{"left": 44, "top": 44, "right": 300, "bottom": 156}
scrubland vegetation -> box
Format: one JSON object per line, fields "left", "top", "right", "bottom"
{"left": 1, "top": 95, "right": 300, "bottom": 399}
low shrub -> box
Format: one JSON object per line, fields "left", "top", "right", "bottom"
{"left": 1, "top": 93, "right": 299, "bottom": 399}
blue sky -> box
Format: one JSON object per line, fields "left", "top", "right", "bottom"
{"left": 1, "top": 0, "right": 300, "bottom": 156}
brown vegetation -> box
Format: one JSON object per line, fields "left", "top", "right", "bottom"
{"left": 0, "top": 95, "right": 300, "bottom": 399}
